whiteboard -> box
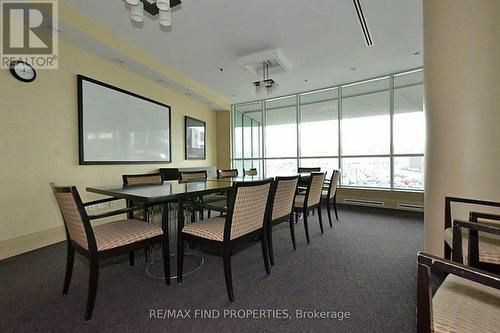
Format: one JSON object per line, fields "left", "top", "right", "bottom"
{"left": 78, "top": 75, "right": 171, "bottom": 164}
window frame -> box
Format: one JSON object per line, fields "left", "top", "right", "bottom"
{"left": 231, "top": 68, "right": 424, "bottom": 192}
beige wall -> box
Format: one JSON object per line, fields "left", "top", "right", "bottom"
{"left": 423, "top": 0, "right": 500, "bottom": 255}
{"left": 0, "top": 39, "right": 221, "bottom": 259}
{"left": 216, "top": 111, "right": 232, "bottom": 170}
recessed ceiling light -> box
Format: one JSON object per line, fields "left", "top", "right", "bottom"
{"left": 304, "top": 79, "right": 309, "bottom": 82}
{"left": 219, "top": 68, "right": 224, "bottom": 72}
{"left": 350, "top": 67, "right": 357, "bottom": 71}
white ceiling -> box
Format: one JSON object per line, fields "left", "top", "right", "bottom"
{"left": 61, "top": 0, "right": 423, "bottom": 105}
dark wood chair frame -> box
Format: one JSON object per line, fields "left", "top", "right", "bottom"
{"left": 176, "top": 179, "right": 274, "bottom": 302}
{"left": 322, "top": 170, "right": 340, "bottom": 227}
{"left": 444, "top": 196, "right": 500, "bottom": 260}
{"left": 217, "top": 169, "right": 239, "bottom": 179}
{"left": 298, "top": 167, "right": 321, "bottom": 173}
{"left": 293, "top": 172, "right": 326, "bottom": 244}
{"left": 416, "top": 251, "right": 500, "bottom": 333}
{"left": 51, "top": 184, "right": 169, "bottom": 321}
{"left": 452, "top": 215, "right": 500, "bottom": 274}
{"left": 266, "top": 176, "right": 299, "bottom": 266}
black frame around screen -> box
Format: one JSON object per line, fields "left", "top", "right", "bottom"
{"left": 77, "top": 74, "right": 172, "bottom": 165}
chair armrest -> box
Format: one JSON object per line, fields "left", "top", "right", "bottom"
{"left": 88, "top": 205, "right": 144, "bottom": 220}
{"left": 418, "top": 251, "right": 500, "bottom": 289}
{"left": 83, "top": 197, "right": 123, "bottom": 207}
{"left": 416, "top": 251, "right": 500, "bottom": 333}
{"left": 452, "top": 219, "right": 500, "bottom": 264}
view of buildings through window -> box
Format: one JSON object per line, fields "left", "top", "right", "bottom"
{"left": 232, "top": 69, "right": 424, "bottom": 191}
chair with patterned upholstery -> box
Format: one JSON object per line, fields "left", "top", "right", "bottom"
{"left": 177, "top": 179, "right": 273, "bottom": 302}
{"left": 322, "top": 170, "right": 341, "bottom": 226}
{"left": 50, "top": 183, "right": 168, "bottom": 321}
{"left": 217, "top": 169, "right": 239, "bottom": 179}
{"left": 416, "top": 251, "right": 500, "bottom": 333}
{"left": 244, "top": 168, "right": 258, "bottom": 176}
{"left": 267, "top": 176, "right": 299, "bottom": 265}
{"left": 443, "top": 196, "right": 500, "bottom": 273}
{"left": 293, "top": 172, "right": 326, "bottom": 243}
{"left": 179, "top": 170, "right": 208, "bottom": 182}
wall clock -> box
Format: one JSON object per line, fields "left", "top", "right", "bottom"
{"left": 10, "top": 60, "right": 36, "bottom": 83}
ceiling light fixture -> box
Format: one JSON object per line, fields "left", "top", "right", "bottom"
{"left": 130, "top": 1, "right": 144, "bottom": 22}
{"left": 127, "top": 0, "right": 181, "bottom": 28}
{"left": 254, "top": 61, "right": 277, "bottom": 94}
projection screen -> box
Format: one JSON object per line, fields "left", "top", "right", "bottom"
{"left": 78, "top": 75, "right": 171, "bottom": 164}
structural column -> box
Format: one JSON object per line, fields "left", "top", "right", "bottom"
{"left": 423, "top": 0, "right": 500, "bottom": 255}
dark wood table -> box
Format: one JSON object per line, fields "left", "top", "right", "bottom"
{"left": 86, "top": 178, "right": 271, "bottom": 280}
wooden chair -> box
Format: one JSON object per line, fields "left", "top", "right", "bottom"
{"left": 122, "top": 173, "right": 164, "bottom": 261}
{"left": 293, "top": 172, "right": 326, "bottom": 243}
{"left": 416, "top": 251, "right": 500, "bottom": 333}
{"left": 298, "top": 167, "right": 321, "bottom": 173}
{"left": 267, "top": 176, "right": 299, "bottom": 265}
{"left": 50, "top": 183, "right": 168, "bottom": 321}
{"left": 177, "top": 179, "right": 273, "bottom": 302}
{"left": 244, "top": 168, "right": 258, "bottom": 176}
{"left": 179, "top": 170, "right": 226, "bottom": 219}
{"left": 452, "top": 216, "right": 500, "bottom": 274}
{"left": 322, "top": 170, "right": 341, "bottom": 226}
{"left": 217, "top": 169, "right": 239, "bottom": 179}
{"left": 443, "top": 197, "right": 500, "bottom": 271}
{"left": 179, "top": 170, "right": 208, "bottom": 182}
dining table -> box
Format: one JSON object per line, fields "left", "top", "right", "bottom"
{"left": 86, "top": 177, "right": 270, "bottom": 280}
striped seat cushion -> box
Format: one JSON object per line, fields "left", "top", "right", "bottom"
{"left": 93, "top": 219, "right": 163, "bottom": 251}
{"left": 444, "top": 227, "right": 500, "bottom": 264}
{"left": 433, "top": 274, "right": 500, "bottom": 333}
{"left": 182, "top": 217, "right": 225, "bottom": 241}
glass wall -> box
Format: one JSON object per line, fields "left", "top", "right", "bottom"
{"left": 232, "top": 69, "right": 424, "bottom": 191}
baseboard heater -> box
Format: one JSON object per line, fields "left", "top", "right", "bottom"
{"left": 343, "top": 198, "right": 384, "bottom": 207}
{"left": 398, "top": 203, "right": 424, "bottom": 211}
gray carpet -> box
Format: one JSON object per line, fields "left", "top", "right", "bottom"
{"left": 0, "top": 205, "right": 423, "bottom": 333}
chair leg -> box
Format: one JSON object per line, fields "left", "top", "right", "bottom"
{"left": 129, "top": 251, "right": 134, "bottom": 266}
{"left": 326, "top": 200, "right": 333, "bottom": 227}
{"left": 144, "top": 247, "right": 149, "bottom": 263}
{"left": 63, "top": 241, "right": 75, "bottom": 295}
{"left": 289, "top": 215, "right": 296, "bottom": 250}
{"left": 208, "top": 210, "right": 211, "bottom": 218}
{"left": 177, "top": 234, "right": 185, "bottom": 284}
{"left": 261, "top": 234, "right": 271, "bottom": 275}
{"left": 268, "top": 223, "right": 275, "bottom": 266}
{"left": 162, "top": 233, "right": 170, "bottom": 286}
{"left": 223, "top": 247, "right": 234, "bottom": 302}
{"left": 318, "top": 205, "right": 324, "bottom": 234}
{"left": 303, "top": 210, "right": 310, "bottom": 244}
{"left": 333, "top": 197, "right": 339, "bottom": 220}
{"left": 85, "top": 257, "right": 99, "bottom": 321}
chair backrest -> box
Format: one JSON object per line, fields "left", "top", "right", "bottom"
{"left": 270, "top": 176, "right": 299, "bottom": 221}
{"left": 327, "top": 170, "right": 341, "bottom": 198}
{"left": 122, "top": 173, "right": 163, "bottom": 186}
{"left": 304, "top": 172, "right": 326, "bottom": 207}
{"left": 50, "top": 183, "right": 95, "bottom": 251}
{"left": 179, "top": 170, "right": 208, "bottom": 182}
{"left": 225, "top": 179, "right": 273, "bottom": 240}
{"left": 298, "top": 167, "right": 321, "bottom": 173}
{"left": 444, "top": 197, "right": 500, "bottom": 229}
{"left": 244, "top": 168, "right": 258, "bottom": 176}
{"left": 218, "top": 169, "right": 239, "bottom": 179}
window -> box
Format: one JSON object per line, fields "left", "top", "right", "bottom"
{"left": 232, "top": 69, "right": 424, "bottom": 191}
{"left": 265, "top": 96, "right": 297, "bottom": 158}
{"left": 300, "top": 88, "right": 338, "bottom": 157}
{"left": 394, "top": 71, "right": 424, "bottom": 154}
{"left": 341, "top": 78, "right": 390, "bottom": 155}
